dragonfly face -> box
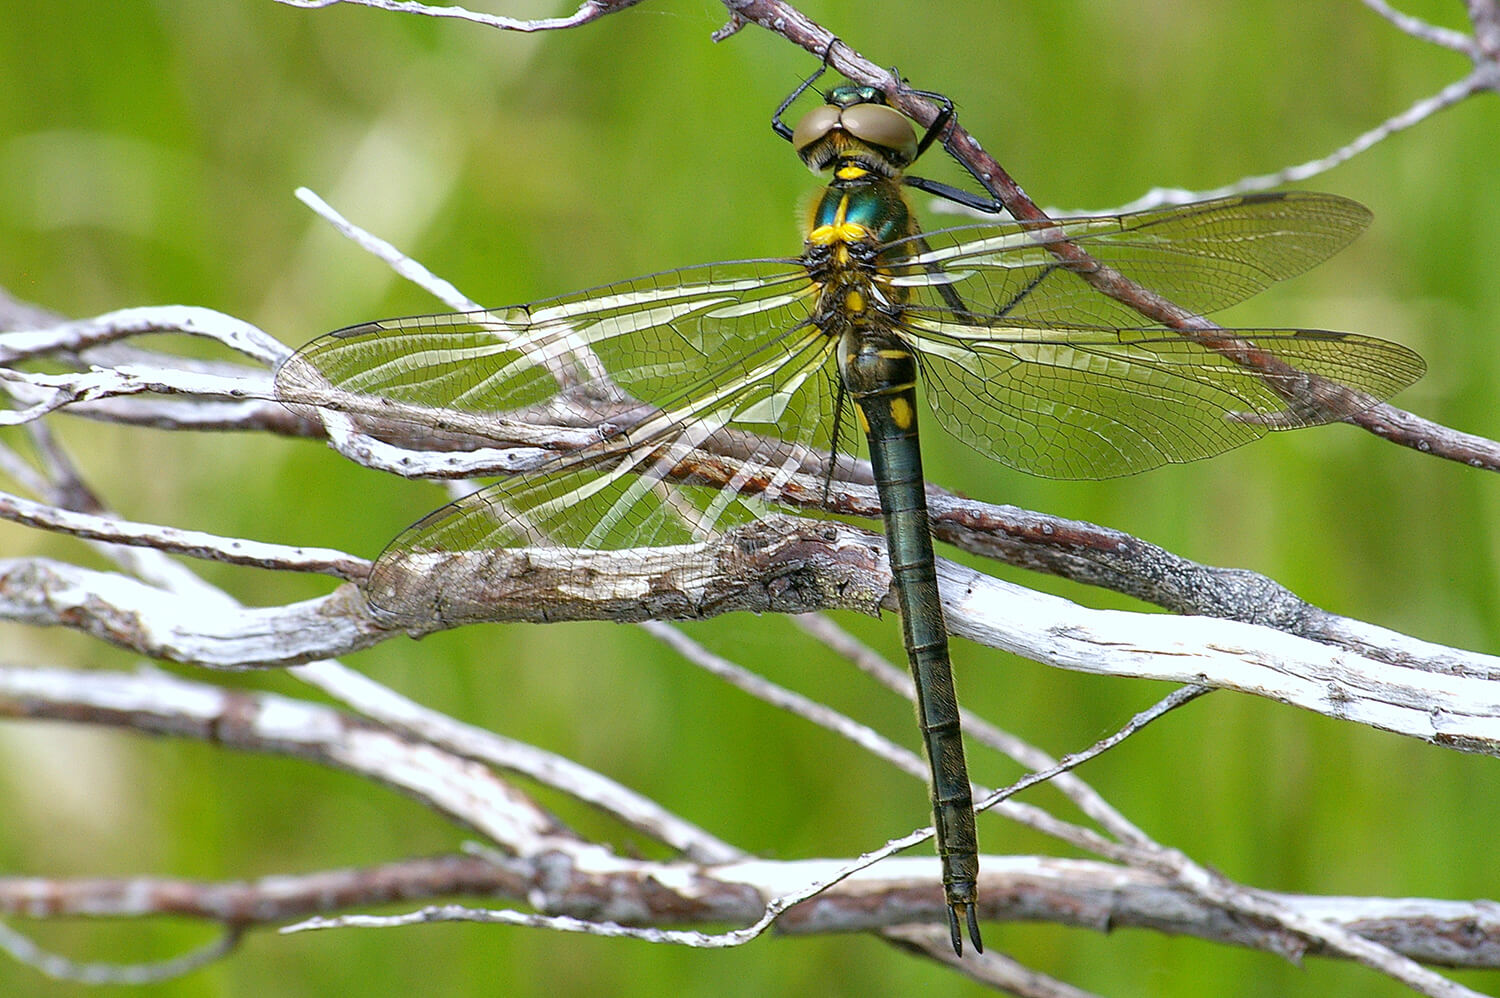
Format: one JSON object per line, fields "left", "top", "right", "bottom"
{"left": 791, "top": 84, "right": 921, "bottom": 176}
{"left": 276, "top": 70, "right": 1423, "bottom": 957}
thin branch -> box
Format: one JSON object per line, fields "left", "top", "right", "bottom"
{"left": 639, "top": 619, "right": 1160, "bottom": 868}
{"left": 791, "top": 613, "right": 1159, "bottom": 847}
{"left": 274, "top": 0, "right": 646, "bottom": 32}
{"left": 0, "top": 305, "right": 287, "bottom": 367}
{"left": 1363, "top": 0, "right": 1481, "bottom": 53}
{"left": 0, "top": 490, "right": 367, "bottom": 581}
{"left": 1067, "top": 73, "right": 1492, "bottom": 212}
{"left": 1470, "top": 0, "right": 1500, "bottom": 57}
{"left": 0, "top": 440, "right": 48, "bottom": 500}
{"left": 0, "top": 921, "right": 242, "bottom": 986}
{"left": 290, "top": 660, "right": 744, "bottom": 864}
{"left": 295, "top": 188, "right": 482, "bottom": 311}
{"left": 0, "top": 664, "right": 570, "bottom": 848}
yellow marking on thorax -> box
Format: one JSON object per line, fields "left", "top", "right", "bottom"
{"left": 836, "top": 164, "right": 869, "bottom": 182}
{"left": 807, "top": 193, "right": 872, "bottom": 248}
{"left": 844, "top": 289, "right": 865, "bottom": 313}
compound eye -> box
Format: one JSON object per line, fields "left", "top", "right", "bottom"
{"left": 840, "top": 103, "right": 919, "bottom": 167}
{"left": 791, "top": 104, "right": 844, "bottom": 159}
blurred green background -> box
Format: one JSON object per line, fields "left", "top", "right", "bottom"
{"left": 2, "top": 1, "right": 1498, "bottom": 995}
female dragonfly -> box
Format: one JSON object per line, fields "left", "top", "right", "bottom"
{"left": 276, "top": 68, "right": 1423, "bottom": 955}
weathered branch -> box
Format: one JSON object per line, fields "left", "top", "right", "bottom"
{"left": 3, "top": 507, "right": 1497, "bottom": 752}
{"left": 274, "top": 0, "right": 647, "bottom": 32}
{"left": 8, "top": 854, "right": 1496, "bottom": 966}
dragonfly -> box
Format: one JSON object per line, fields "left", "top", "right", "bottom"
{"left": 275, "top": 65, "right": 1424, "bottom": 955}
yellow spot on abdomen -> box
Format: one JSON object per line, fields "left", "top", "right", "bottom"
{"left": 890, "top": 396, "right": 914, "bottom": 430}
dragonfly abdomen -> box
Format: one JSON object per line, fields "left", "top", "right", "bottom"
{"left": 840, "top": 330, "right": 983, "bottom": 954}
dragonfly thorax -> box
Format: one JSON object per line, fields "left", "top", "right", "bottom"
{"left": 807, "top": 250, "right": 886, "bottom": 331}
{"left": 805, "top": 179, "right": 919, "bottom": 256}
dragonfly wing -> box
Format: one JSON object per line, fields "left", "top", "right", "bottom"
{"left": 360, "top": 440, "right": 799, "bottom": 627}
{"left": 905, "top": 316, "right": 1425, "bottom": 479}
{"left": 363, "top": 356, "right": 845, "bottom": 629}
{"left": 276, "top": 258, "right": 826, "bottom": 445}
{"left": 275, "top": 259, "right": 852, "bottom": 628}
{"left": 891, "top": 192, "right": 1373, "bottom": 326}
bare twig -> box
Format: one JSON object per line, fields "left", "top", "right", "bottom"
{"left": 290, "top": 659, "right": 743, "bottom": 863}
{"left": 0, "top": 490, "right": 367, "bottom": 580}
{"left": 1071, "top": 74, "right": 1493, "bottom": 213}
{"left": 274, "top": 0, "right": 646, "bottom": 32}
{"left": 0, "top": 305, "right": 287, "bottom": 367}
{"left": 295, "top": 188, "right": 482, "bottom": 311}
{"left": 0, "top": 921, "right": 242, "bottom": 986}
{"left": 791, "top": 613, "right": 1160, "bottom": 846}
{"left": 1364, "top": 0, "right": 1484, "bottom": 53}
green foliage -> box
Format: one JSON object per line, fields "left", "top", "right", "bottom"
{"left": 2, "top": 2, "right": 1497, "bottom": 995}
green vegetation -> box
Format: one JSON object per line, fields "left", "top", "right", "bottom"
{"left": 2, "top": 2, "right": 1497, "bottom": 995}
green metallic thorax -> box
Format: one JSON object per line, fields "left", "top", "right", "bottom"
{"left": 808, "top": 176, "right": 919, "bottom": 250}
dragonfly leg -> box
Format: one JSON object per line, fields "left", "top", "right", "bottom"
{"left": 902, "top": 172, "right": 1007, "bottom": 215}
{"left": 900, "top": 82, "right": 956, "bottom": 160}
{"left": 893, "top": 81, "right": 1009, "bottom": 215}
{"left": 771, "top": 41, "right": 842, "bottom": 141}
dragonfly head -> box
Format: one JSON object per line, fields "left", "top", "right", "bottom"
{"left": 792, "top": 83, "right": 919, "bottom": 180}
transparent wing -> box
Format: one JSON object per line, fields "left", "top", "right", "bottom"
{"left": 887, "top": 191, "right": 1373, "bottom": 325}
{"left": 903, "top": 315, "right": 1424, "bottom": 479}
{"left": 359, "top": 422, "right": 843, "bottom": 627}
{"left": 866, "top": 191, "right": 1420, "bottom": 478}
{"left": 277, "top": 258, "right": 824, "bottom": 443}
{"left": 275, "top": 259, "right": 850, "bottom": 627}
